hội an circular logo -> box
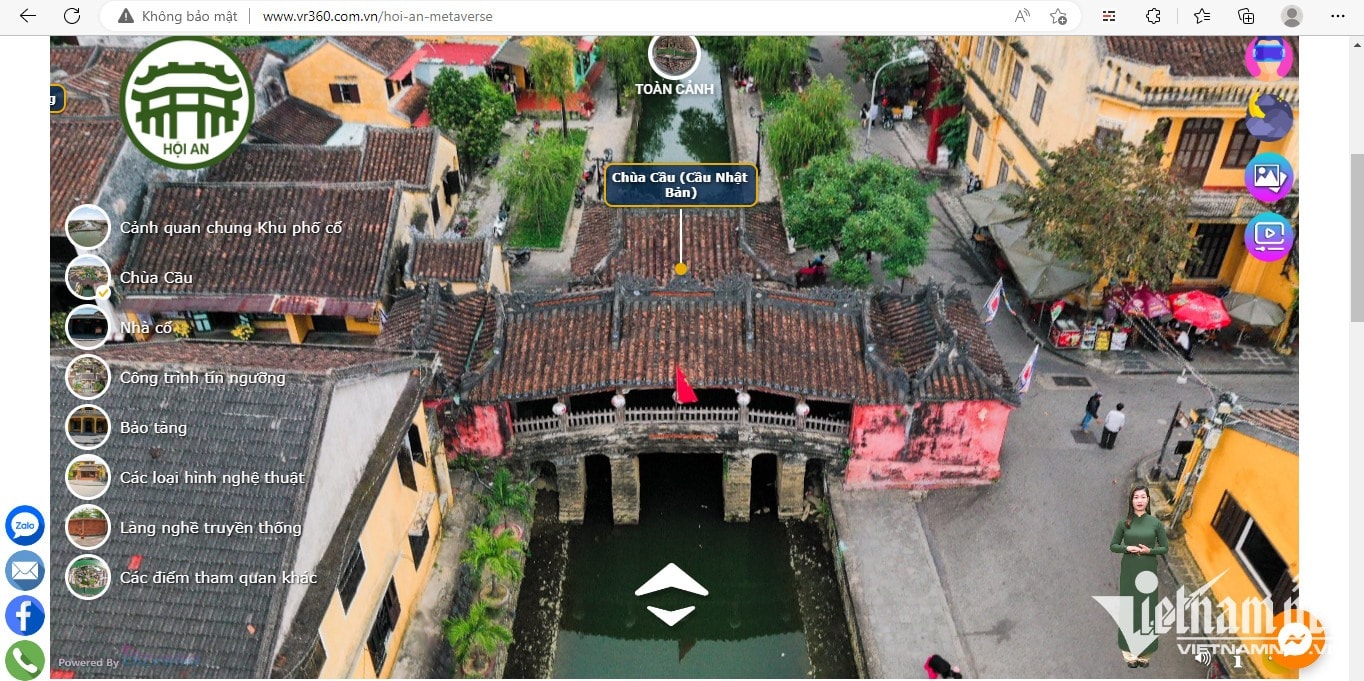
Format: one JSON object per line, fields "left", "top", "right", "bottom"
{"left": 120, "top": 36, "right": 254, "bottom": 169}
{"left": 648, "top": 36, "right": 701, "bottom": 81}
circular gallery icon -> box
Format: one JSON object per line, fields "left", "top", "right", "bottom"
{"left": 1244, "top": 212, "right": 1295, "bottom": 263}
{"left": 66, "top": 554, "right": 112, "bottom": 601}
{"left": 66, "top": 454, "right": 112, "bottom": 501}
{"left": 1244, "top": 152, "right": 1294, "bottom": 203}
{"left": 1245, "top": 91, "right": 1294, "bottom": 142}
{"left": 648, "top": 36, "right": 701, "bottom": 81}
{"left": 120, "top": 36, "right": 255, "bottom": 169}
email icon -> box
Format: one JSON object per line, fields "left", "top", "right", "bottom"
{"left": 5, "top": 551, "right": 44, "bottom": 590}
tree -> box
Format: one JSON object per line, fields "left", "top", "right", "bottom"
{"left": 480, "top": 468, "right": 532, "bottom": 526}
{"left": 939, "top": 113, "right": 969, "bottom": 167}
{"left": 443, "top": 600, "right": 513, "bottom": 674}
{"left": 597, "top": 36, "right": 651, "bottom": 115}
{"left": 841, "top": 37, "right": 920, "bottom": 90}
{"left": 1008, "top": 131, "right": 1195, "bottom": 289}
{"left": 497, "top": 132, "right": 581, "bottom": 242}
{"left": 527, "top": 37, "right": 576, "bottom": 138}
{"left": 698, "top": 37, "right": 753, "bottom": 71}
{"left": 764, "top": 75, "right": 852, "bottom": 177}
{"left": 461, "top": 525, "right": 525, "bottom": 603}
{"left": 743, "top": 36, "right": 810, "bottom": 93}
{"left": 786, "top": 154, "right": 935, "bottom": 286}
{"left": 427, "top": 71, "right": 516, "bottom": 169}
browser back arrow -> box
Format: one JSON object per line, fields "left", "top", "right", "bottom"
{"left": 19, "top": 9, "right": 36, "bottom": 23}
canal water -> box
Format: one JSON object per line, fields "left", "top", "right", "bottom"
{"left": 633, "top": 48, "right": 731, "bottom": 163}
{"left": 546, "top": 454, "right": 857, "bottom": 678}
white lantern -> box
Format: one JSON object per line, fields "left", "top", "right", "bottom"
{"left": 736, "top": 391, "right": 751, "bottom": 407}
{"left": 552, "top": 401, "right": 568, "bottom": 416}
{"left": 795, "top": 402, "right": 811, "bottom": 417}
{"left": 611, "top": 394, "right": 626, "bottom": 409}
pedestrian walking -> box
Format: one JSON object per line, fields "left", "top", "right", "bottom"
{"left": 1176, "top": 326, "right": 1193, "bottom": 361}
{"left": 1100, "top": 403, "right": 1126, "bottom": 449}
{"left": 1108, "top": 485, "right": 1168, "bottom": 667}
{"left": 1080, "top": 391, "right": 1102, "bottom": 431}
{"left": 924, "top": 653, "right": 963, "bottom": 678}
{"left": 860, "top": 101, "right": 870, "bottom": 128}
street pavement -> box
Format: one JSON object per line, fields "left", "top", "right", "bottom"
{"left": 808, "top": 36, "right": 1300, "bottom": 678}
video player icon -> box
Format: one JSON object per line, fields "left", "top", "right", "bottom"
{"left": 635, "top": 563, "right": 708, "bottom": 626}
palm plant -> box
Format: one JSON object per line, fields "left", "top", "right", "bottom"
{"left": 527, "top": 37, "right": 575, "bottom": 137}
{"left": 461, "top": 525, "right": 525, "bottom": 603}
{"left": 481, "top": 468, "right": 532, "bottom": 526}
{"left": 443, "top": 600, "right": 512, "bottom": 676}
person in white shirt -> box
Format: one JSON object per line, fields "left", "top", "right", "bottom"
{"left": 1100, "top": 403, "right": 1126, "bottom": 450}
{"left": 1176, "top": 327, "right": 1193, "bottom": 361}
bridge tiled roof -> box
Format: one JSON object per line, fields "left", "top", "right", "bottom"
{"left": 571, "top": 204, "right": 793, "bottom": 286}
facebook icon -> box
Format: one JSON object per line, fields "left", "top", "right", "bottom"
{"left": 5, "top": 596, "right": 44, "bottom": 636}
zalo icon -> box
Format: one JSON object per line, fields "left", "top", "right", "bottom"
{"left": 5, "top": 551, "right": 45, "bottom": 591}
{"left": 5, "top": 506, "right": 44, "bottom": 546}
{"left": 5, "top": 596, "right": 44, "bottom": 636}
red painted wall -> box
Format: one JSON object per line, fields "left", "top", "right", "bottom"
{"left": 450, "top": 404, "right": 509, "bottom": 458}
{"left": 846, "top": 401, "right": 1012, "bottom": 489}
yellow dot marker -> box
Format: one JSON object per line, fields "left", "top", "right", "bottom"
{"left": 674, "top": 262, "right": 688, "bottom": 276}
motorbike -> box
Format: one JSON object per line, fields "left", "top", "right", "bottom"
{"left": 504, "top": 247, "right": 532, "bottom": 267}
{"left": 574, "top": 182, "right": 585, "bottom": 208}
{"left": 880, "top": 108, "right": 895, "bottom": 130}
{"left": 795, "top": 263, "right": 828, "bottom": 287}
{"left": 453, "top": 216, "right": 470, "bottom": 237}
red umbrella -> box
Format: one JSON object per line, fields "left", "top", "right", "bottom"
{"left": 1170, "top": 290, "right": 1232, "bottom": 330}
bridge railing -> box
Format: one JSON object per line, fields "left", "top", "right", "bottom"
{"left": 511, "top": 405, "right": 849, "bottom": 437}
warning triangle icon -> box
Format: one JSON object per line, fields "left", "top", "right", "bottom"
{"left": 119, "top": 8, "right": 134, "bottom": 23}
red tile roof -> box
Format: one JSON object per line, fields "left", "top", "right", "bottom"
{"left": 122, "top": 182, "right": 401, "bottom": 313}
{"left": 410, "top": 238, "right": 487, "bottom": 283}
{"left": 50, "top": 46, "right": 95, "bottom": 78}
{"left": 250, "top": 96, "right": 342, "bottom": 145}
{"left": 208, "top": 145, "right": 363, "bottom": 183}
{"left": 1103, "top": 36, "right": 1279, "bottom": 78}
{"left": 50, "top": 117, "right": 125, "bottom": 235}
{"left": 1235, "top": 409, "right": 1299, "bottom": 444}
{"left": 59, "top": 47, "right": 137, "bottom": 113}
{"left": 390, "top": 42, "right": 500, "bottom": 81}
{"left": 571, "top": 204, "right": 793, "bottom": 286}
{"left": 213, "top": 127, "right": 444, "bottom": 186}
{"left": 362, "top": 127, "right": 441, "bottom": 184}
{"left": 392, "top": 82, "right": 430, "bottom": 122}
{"left": 386, "top": 281, "right": 1017, "bottom": 406}
{"left": 333, "top": 36, "right": 418, "bottom": 77}
{"left": 376, "top": 286, "right": 497, "bottom": 391}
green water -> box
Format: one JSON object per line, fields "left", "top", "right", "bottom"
{"left": 551, "top": 455, "right": 849, "bottom": 678}
{"left": 633, "top": 49, "right": 731, "bottom": 163}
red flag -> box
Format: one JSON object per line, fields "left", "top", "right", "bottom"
{"left": 674, "top": 365, "right": 698, "bottom": 404}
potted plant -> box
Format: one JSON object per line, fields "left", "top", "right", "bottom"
{"left": 171, "top": 319, "right": 193, "bottom": 339}
{"left": 462, "top": 525, "right": 524, "bottom": 607}
{"left": 443, "top": 600, "right": 512, "bottom": 678}
{"left": 231, "top": 321, "right": 255, "bottom": 341}
{"left": 481, "top": 468, "right": 532, "bottom": 539}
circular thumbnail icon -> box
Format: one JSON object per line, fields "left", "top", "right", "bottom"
{"left": 5, "top": 596, "right": 45, "bottom": 636}
{"left": 3, "top": 551, "right": 45, "bottom": 591}
{"left": 120, "top": 36, "right": 256, "bottom": 170}
{"left": 66, "top": 404, "right": 111, "bottom": 451}
{"left": 65, "top": 504, "right": 111, "bottom": 551}
{"left": 4, "top": 506, "right": 44, "bottom": 546}
{"left": 65, "top": 254, "right": 111, "bottom": 301}
{"left": 1245, "top": 212, "right": 1295, "bottom": 263}
{"left": 1245, "top": 36, "right": 1294, "bottom": 82}
{"left": 4, "top": 640, "right": 44, "bottom": 681}
{"left": 1245, "top": 92, "right": 1294, "bottom": 142}
{"left": 66, "top": 454, "right": 112, "bottom": 500}
{"left": 65, "top": 203, "right": 111, "bottom": 251}
{"left": 65, "top": 304, "right": 110, "bottom": 351}
{"left": 65, "top": 353, "right": 111, "bottom": 400}
{"left": 648, "top": 36, "right": 701, "bottom": 81}
{"left": 1244, "top": 152, "right": 1295, "bottom": 202}
{"left": 66, "top": 554, "right": 112, "bottom": 601}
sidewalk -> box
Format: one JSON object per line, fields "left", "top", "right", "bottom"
{"left": 727, "top": 79, "right": 781, "bottom": 203}
{"left": 828, "top": 485, "right": 968, "bottom": 679}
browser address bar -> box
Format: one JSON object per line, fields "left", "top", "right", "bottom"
{"left": 100, "top": 1, "right": 1082, "bottom": 34}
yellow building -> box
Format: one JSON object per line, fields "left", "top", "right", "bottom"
{"left": 1174, "top": 409, "right": 1299, "bottom": 678}
{"left": 286, "top": 36, "right": 427, "bottom": 127}
{"left": 940, "top": 36, "right": 1299, "bottom": 342}
{"left": 405, "top": 237, "right": 511, "bottom": 294}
